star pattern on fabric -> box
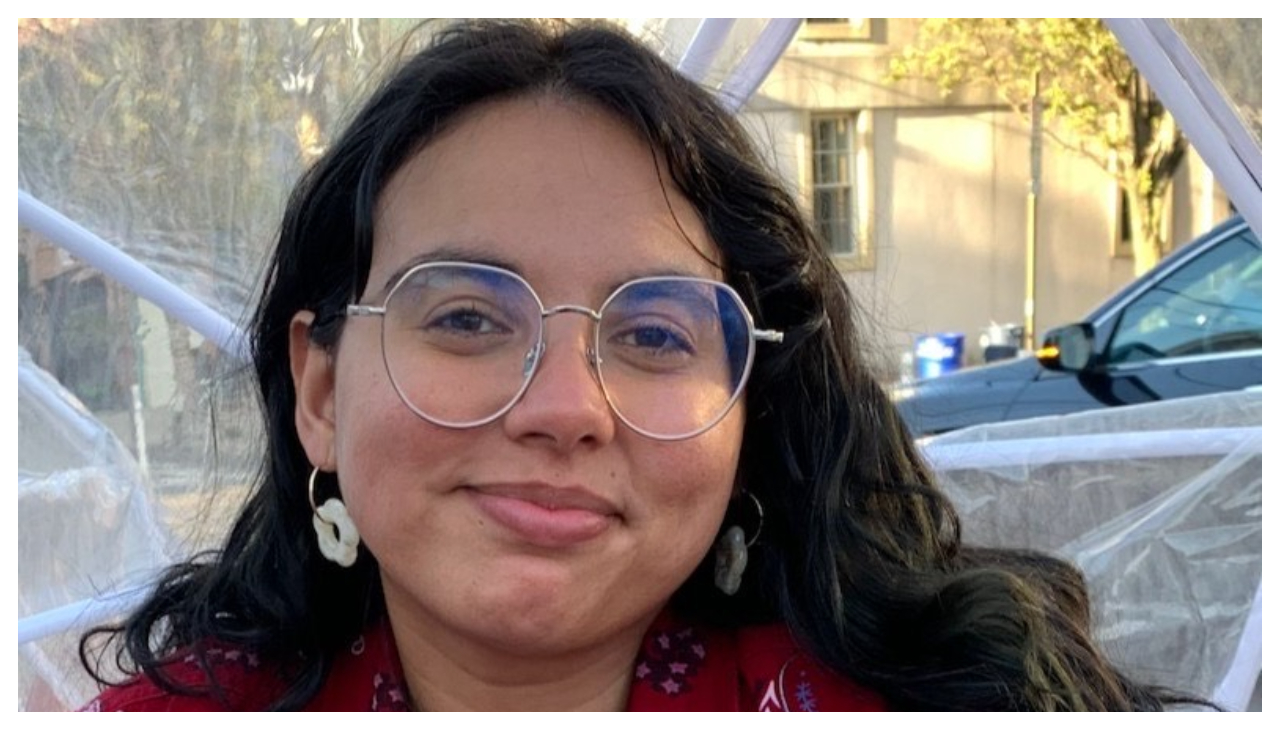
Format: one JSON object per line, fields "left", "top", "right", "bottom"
{"left": 794, "top": 679, "right": 817, "bottom": 712}
{"left": 77, "top": 618, "right": 888, "bottom": 711}
{"left": 370, "top": 672, "right": 410, "bottom": 711}
{"left": 633, "top": 627, "right": 707, "bottom": 696}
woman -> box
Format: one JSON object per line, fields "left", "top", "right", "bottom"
{"left": 81, "top": 20, "right": 1185, "bottom": 711}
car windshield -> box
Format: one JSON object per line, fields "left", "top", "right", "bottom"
{"left": 1106, "top": 230, "right": 1262, "bottom": 363}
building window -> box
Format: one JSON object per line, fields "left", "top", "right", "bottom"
{"left": 811, "top": 113, "right": 872, "bottom": 265}
{"left": 798, "top": 18, "right": 879, "bottom": 42}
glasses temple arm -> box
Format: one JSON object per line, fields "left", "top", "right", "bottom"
{"left": 346, "top": 304, "right": 386, "bottom": 317}
{"left": 753, "top": 328, "right": 784, "bottom": 343}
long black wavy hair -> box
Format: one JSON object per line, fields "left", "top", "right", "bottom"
{"left": 83, "top": 19, "right": 1186, "bottom": 710}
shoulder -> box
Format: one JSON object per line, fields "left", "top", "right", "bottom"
{"left": 80, "top": 646, "right": 278, "bottom": 711}
{"left": 81, "top": 622, "right": 411, "bottom": 712}
{"left": 735, "top": 623, "right": 888, "bottom": 712}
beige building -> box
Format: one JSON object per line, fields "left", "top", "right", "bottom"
{"left": 737, "top": 19, "right": 1231, "bottom": 379}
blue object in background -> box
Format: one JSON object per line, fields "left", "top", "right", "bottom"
{"left": 914, "top": 333, "right": 965, "bottom": 380}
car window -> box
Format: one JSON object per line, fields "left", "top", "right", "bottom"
{"left": 1106, "top": 230, "right": 1262, "bottom": 365}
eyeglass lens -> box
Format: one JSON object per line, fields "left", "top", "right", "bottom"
{"left": 379, "top": 263, "right": 753, "bottom": 438}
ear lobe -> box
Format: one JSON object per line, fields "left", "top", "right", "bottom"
{"left": 290, "top": 311, "right": 337, "bottom": 470}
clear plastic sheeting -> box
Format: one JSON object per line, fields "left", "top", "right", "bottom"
{"left": 18, "top": 347, "right": 175, "bottom": 711}
{"left": 1166, "top": 19, "right": 1262, "bottom": 147}
{"left": 618, "top": 19, "right": 787, "bottom": 89}
{"left": 923, "top": 390, "right": 1262, "bottom": 710}
{"left": 17, "top": 19, "right": 793, "bottom": 330}
{"left": 18, "top": 19, "right": 436, "bottom": 325}
{"left": 1105, "top": 18, "right": 1262, "bottom": 238}
{"left": 620, "top": 18, "right": 800, "bottom": 110}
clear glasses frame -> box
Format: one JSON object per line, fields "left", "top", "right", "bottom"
{"left": 345, "top": 261, "right": 784, "bottom": 441}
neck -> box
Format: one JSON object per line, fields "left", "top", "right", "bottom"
{"left": 385, "top": 601, "right": 649, "bottom": 711}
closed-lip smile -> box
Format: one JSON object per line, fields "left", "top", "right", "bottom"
{"left": 465, "top": 482, "right": 620, "bottom": 548}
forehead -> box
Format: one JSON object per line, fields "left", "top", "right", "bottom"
{"left": 369, "top": 95, "right": 722, "bottom": 300}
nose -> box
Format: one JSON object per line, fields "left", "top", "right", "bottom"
{"left": 501, "top": 315, "right": 616, "bottom": 452}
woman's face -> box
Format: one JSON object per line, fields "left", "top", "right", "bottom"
{"left": 292, "top": 96, "right": 743, "bottom": 658}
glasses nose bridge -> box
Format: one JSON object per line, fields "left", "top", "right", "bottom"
{"left": 540, "top": 303, "right": 602, "bottom": 358}
{"left": 541, "top": 303, "right": 602, "bottom": 322}
{"left": 526, "top": 302, "right": 604, "bottom": 378}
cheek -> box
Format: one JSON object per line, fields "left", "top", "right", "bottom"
{"left": 330, "top": 398, "right": 480, "bottom": 570}
{"left": 328, "top": 358, "right": 444, "bottom": 515}
{"left": 639, "top": 410, "right": 743, "bottom": 542}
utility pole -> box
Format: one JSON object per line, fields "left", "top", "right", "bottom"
{"left": 1023, "top": 70, "right": 1042, "bottom": 351}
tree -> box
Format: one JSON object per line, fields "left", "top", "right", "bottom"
{"left": 889, "top": 19, "right": 1187, "bottom": 275}
{"left": 18, "top": 19, "right": 426, "bottom": 465}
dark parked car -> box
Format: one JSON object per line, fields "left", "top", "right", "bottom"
{"left": 894, "top": 215, "right": 1261, "bottom": 436}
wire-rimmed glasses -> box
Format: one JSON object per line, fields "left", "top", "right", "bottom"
{"left": 345, "top": 261, "right": 783, "bottom": 441}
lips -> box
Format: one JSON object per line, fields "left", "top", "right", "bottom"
{"left": 465, "top": 482, "right": 619, "bottom": 548}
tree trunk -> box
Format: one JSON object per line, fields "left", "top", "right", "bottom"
{"left": 1124, "top": 80, "right": 1185, "bottom": 277}
{"left": 1124, "top": 182, "right": 1165, "bottom": 276}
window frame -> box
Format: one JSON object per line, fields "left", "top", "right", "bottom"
{"left": 797, "top": 18, "right": 879, "bottom": 43}
{"left": 809, "top": 111, "right": 874, "bottom": 271}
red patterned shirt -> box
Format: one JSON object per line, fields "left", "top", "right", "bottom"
{"left": 82, "top": 613, "right": 885, "bottom": 711}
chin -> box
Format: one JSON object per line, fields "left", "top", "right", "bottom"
{"left": 459, "top": 567, "right": 654, "bottom": 657}
{"left": 463, "top": 599, "right": 596, "bottom": 657}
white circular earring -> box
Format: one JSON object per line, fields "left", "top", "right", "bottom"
{"left": 309, "top": 467, "right": 360, "bottom": 568}
{"left": 714, "top": 491, "right": 763, "bottom": 596}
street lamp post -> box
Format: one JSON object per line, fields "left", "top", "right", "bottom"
{"left": 1024, "top": 70, "right": 1042, "bottom": 351}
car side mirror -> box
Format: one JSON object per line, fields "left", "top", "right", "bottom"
{"left": 1037, "top": 323, "right": 1096, "bottom": 372}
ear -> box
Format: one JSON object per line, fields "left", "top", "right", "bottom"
{"left": 291, "top": 311, "right": 337, "bottom": 471}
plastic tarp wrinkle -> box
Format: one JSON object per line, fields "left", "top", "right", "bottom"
{"left": 925, "top": 390, "right": 1261, "bottom": 711}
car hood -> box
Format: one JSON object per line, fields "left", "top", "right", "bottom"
{"left": 891, "top": 356, "right": 1043, "bottom": 436}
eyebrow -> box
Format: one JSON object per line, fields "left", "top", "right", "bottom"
{"left": 375, "top": 246, "right": 526, "bottom": 299}
{"left": 600, "top": 267, "right": 714, "bottom": 295}
{"left": 375, "top": 245, "right": 721, "bottom": 302}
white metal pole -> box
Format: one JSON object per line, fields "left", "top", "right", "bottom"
{"left": 17, "top": 190, "right": 251, "bottom": 363}
{"left": 677, "top": 18, "right": 734, "bottom": 83}
{"left": 717, "top": 19, "right": 802, "bottom": 112}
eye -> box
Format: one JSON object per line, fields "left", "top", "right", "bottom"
{"left": 428, "top": 304, "right": 509, "bottom": 336}
{"left": 616, "top": 324, "right": 693, "bottom": 353}
{"left": 607, "top": 319, "right": 698, "bottom": 372}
